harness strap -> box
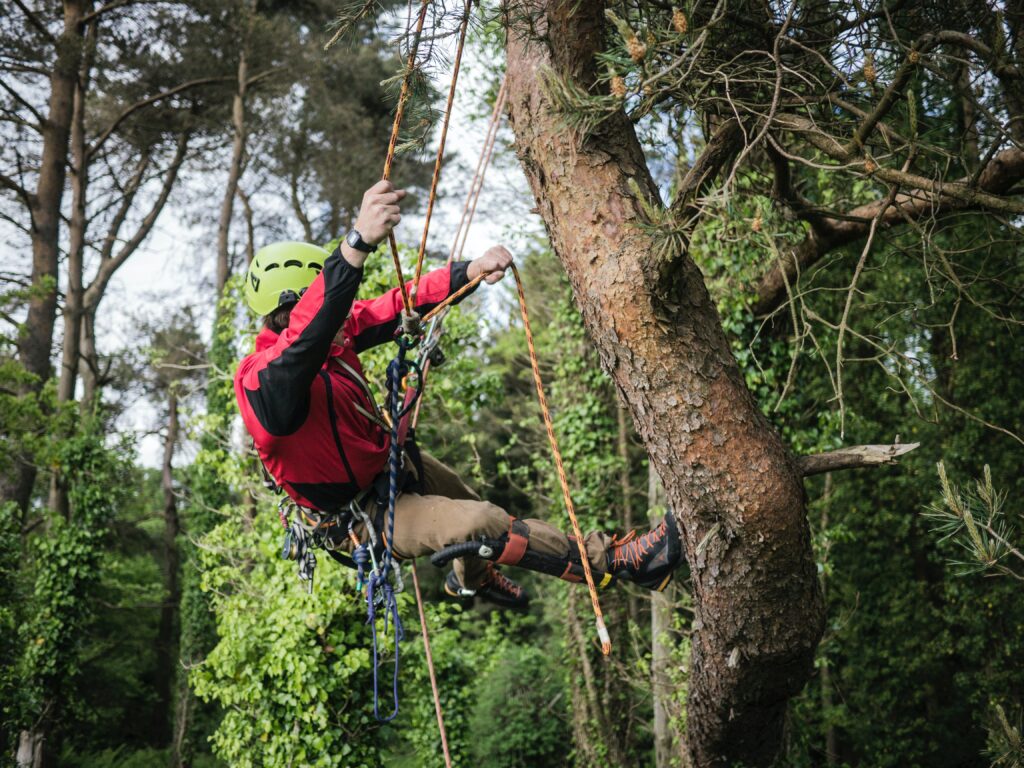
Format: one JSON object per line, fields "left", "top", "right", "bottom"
{"left": 496, "top": 518, "right": 530, "bottom": 566}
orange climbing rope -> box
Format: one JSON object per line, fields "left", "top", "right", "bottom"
{"left": 411, "top": 563, "right": 452, "bottom": 768}
{"left": 510, "top": 265, "right": 612, "bottom": 655}
{"left": 377, "top": 5, "right": 476, "bottom": 763}
{"left": 381, "top": 0, "right": 431, "bottom": 315}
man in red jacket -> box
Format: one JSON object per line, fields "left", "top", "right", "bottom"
{"left": 235, "top": 180, "right": 682, "bottom": 607}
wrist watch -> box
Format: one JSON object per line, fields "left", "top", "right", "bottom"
{"left": 345, "top": 228, "right": 378, "bottom": 253}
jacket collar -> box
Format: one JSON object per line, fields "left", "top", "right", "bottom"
{"left": 254, "top": 327, "right": 344, "bottom": 358}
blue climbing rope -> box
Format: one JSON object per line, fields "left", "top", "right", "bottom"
{"left": 365, "top": 332, "right": 422, "bottom": 722}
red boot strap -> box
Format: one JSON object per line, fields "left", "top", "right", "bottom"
{"left": 560, "top": 562, "right": 584, "bottom": 583}
{"left": 497, "top": 518, "right": 530, "bottom": 566}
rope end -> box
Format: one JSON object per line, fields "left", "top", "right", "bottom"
{"left": 597, "top": 622, "right": 612, "bottom": 655}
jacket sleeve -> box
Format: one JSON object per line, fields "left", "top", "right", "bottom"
{"left": 239, "top": 246, "right": 363, "bottom": 436}
{"left": 347, "top": 261, "right": 476, "bottom": 352}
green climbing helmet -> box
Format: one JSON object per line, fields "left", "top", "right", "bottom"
{"left": 244, "top": 241, "right": 328, "bottom": 316}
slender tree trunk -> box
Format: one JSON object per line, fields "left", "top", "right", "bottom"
{"left": 819, "top": 473, "right": 837, "bottom": 767}
{"left": 50, "top": 19, "right": 96, "bottom": 515}
{"left": 57, "top": 72, "right": 88, "bottom": 407}
{"left": 290, "top": 173, "right": 314, "bottom": 242}
{"left": 5, "top": 0, "right": 90, "bottom": 514}
{"left": 650, "top": 465, "right": 677, "bottom": 768}
{"left": 505, "top": 2, "right": 824, "bottom": 764}
{"left": 79, "top": 308, "right": 100, "bottom": 407}
{"left": 216, "top": 48, "right": 248, "bottom": 295}
{"left": 155, "top": 392, "right": 181, "bottom": 744}
{"left": 566, "top": 588, "right": 627, "bottom": 768}
{"left": 617, "top": 404, "right": 639, "bottom": 622}
{"left": 16, "top": 729, "right": 43, "bottom": 768}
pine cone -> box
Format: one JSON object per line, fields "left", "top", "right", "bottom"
{"left": 627, "top": 34, "right": 647, "bottom": 63}
{"left": 672, "top": 8, "right": 688, "bottom": 34}
{"left": 610, "top": 75, "right": 627, "bottom": 99}
{"left": 863, "top": 52, "right": 876, "bottom": 85}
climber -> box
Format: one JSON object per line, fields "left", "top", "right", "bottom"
{"left": 234, "top": 179, "right": 684, "bottom": 608}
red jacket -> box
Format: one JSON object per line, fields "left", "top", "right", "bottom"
{"left": 234, "top": 247, "right": 475, "bottom": 511}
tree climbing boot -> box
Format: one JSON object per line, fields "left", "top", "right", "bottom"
{"left": 606, "top": 514, "right": 682, "bottom": 591}
{"left": 444, "top": 564, "right": 530, "bottom": 609}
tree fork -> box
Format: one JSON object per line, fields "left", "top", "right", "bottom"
{"left": 504, "top": 0, "right": 824, "bottom": 764}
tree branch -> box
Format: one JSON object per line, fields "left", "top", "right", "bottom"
{"left": 0, "top": 78, "right": 45, "bottom": 131}
{"left": 96, "top": 149, "right": 152, "bottom": 262}
{"left": 670, "top": 118, "right": 744, "bottom": 216}
{"left": 798, "top": 443, "right": 920, "bottom": 477}
{"left": 81, "top": 0, "right": 164, "bottom": 24}
{"left": 751, "top": 137, "right": 1024, "bottom": 316}
{"left": 12, "top": 0, "right": 56, "bottom": 45}
{"left": 85, "top": 134, "right": 188, "bottom": 308}
{"left": 88, "top": 76, "right": 231, "bottom": 158}
{"left": 0, "top": 170, "right": 34, "bottom": 205}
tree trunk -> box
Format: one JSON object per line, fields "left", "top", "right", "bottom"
{"left": 566, "top": 588, "right": 627, "bottom": 768}
{"left": 216, "top": 48, "right": 248, "bottom": 295}
{"left": 155, "top": 392, "right": 181, "bottom": 743}
{"left": 16, "top": 729, "right": 43, "bottom": 768}
{"left": 5, "top": 0, "right": 90, "bottom": 513}
{"left": 505, "top": 2, "right": 825, "bottom": 764}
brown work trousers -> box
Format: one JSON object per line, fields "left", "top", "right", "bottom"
{"left": 354, "top": 451, "right": 613, "bottom": 589}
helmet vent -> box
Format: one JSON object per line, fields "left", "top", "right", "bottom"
{"left": 264, "top": 262, "right": 279, "bottom": 271}
{"left": 283, "top": 259, "right": 303, "bottom": 268}
{"left": 309, "top": 262, "right": 322, "bottom": 272}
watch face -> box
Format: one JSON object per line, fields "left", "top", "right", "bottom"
{"left": 347, "top": 230, "right": 371, "bottom": 252}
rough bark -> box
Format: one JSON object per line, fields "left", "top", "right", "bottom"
{"left": 505, "top": 1, "right": 825, "bottom": 764}
{"left": 616, "top": 403, "right": 640, "bottom": 623}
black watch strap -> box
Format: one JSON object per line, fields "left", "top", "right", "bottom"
{"left": 345, "top": 229, "right": 378, "bottom": 254}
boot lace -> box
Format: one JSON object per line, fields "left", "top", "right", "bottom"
{"left": 611, "top": 521, "right": 667, "bottom": 571}
{"left": 482, "top": 564, "right": 523, "bottom": 598}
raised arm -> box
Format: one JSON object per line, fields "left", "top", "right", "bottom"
{"left": 237, "top": 181, "right": 406, "bottom": 436}
{"left": 347, "top": 246, "right": 514, "bottom": 352}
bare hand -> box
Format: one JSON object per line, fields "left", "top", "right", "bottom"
{"left": 353, "top": 180, "right": 407, "bottom": 246}
{"left": 467, "top": 245, "right": 513, "bottom": 284}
